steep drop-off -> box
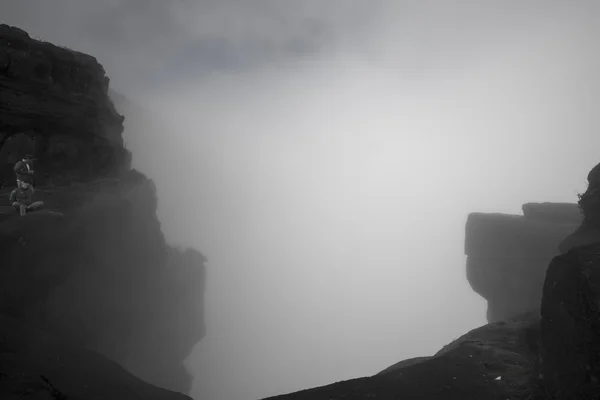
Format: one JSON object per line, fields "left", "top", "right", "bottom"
{"left": 0, "top": 24, "right": 205, "bottom": 399}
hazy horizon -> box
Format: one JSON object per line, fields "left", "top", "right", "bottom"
{"left": 3, "top": 2, "right": 600, "bottom": 399}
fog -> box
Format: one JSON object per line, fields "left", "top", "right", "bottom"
{"left": 3, "top": 2, "right": 600, "bottom": 399}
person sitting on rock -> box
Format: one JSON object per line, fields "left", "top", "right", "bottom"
{"left": 14, "top": 154, "right": 36, "bottom": 188}
{"left": 9, "top": 181, "right": 44, "bottom": 216}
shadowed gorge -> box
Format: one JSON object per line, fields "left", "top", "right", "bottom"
{"left": 0, "top": 24, "right": 205, "bottom": 399}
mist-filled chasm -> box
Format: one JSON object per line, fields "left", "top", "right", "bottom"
{"left": 4, "top": 2, "right": 600, "bottom": 399}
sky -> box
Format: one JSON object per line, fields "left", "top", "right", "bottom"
{"left": 3, "top": 1, "right": 600, "bottom": 400}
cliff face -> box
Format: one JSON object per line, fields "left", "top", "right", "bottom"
{"left": 465, "top": 202, "right": 582, "bottom": 322}
{"left": 0, "top": 24, "right": 205, "bottom": 399}
{"left": 0, "top": 24, "right": 129, "bottom": 186}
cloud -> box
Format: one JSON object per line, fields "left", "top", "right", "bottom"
{"left": 3, "top": 1, "right": 599, "bottom": 93}
{"left": 1, "top": 0, "right": 385, "bottom": 92}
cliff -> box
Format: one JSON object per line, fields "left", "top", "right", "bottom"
{"left": 0, "top": 24, "right": 205, "bottom": 399}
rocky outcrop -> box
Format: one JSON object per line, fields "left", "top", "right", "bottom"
{"left": 0, "top": 24, "right": 129, "bottom": 186}
{"left": 465, "top": 203, "right": 582, "bottom": 322}
{"left": 0, "top": 25, "right": 205, "bottom": 399}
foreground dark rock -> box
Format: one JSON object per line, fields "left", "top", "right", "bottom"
{"left": 263, "top": 317, "right": 540, "bottom": 400}
{"left": 0, "top": 24, "right": 205, "bottom": 398}
{"left": 538, "top": 244, "right": 600, "bottom": 399}
{"left": 538, "top": 163, "right": 600, "bottom": 399}
{"left": 465, "top": 203, "right": 581, "bottom": 322}
{"left": 0, "top": 314, "right": 190, "bottom": 400}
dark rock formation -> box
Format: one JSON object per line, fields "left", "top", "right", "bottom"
{"left": 538, "top": 162, "right": 600, "bottom": 399}
{"left": 538, "top": 244, "right": 600, "bottom": 399}
{"left": 0, "top": 314, "right": 189, "bottom": 400}
{"left": 262, "top": 317, "right": 540, "bottom": 400}
{"left": 465, "top": 203, "right": 582, "bottom": 322}
{"left": 0, "top": 24, "right": 205, "bottom": 399}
